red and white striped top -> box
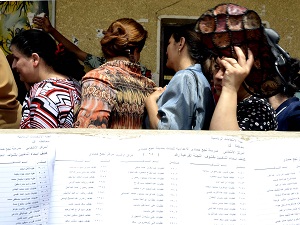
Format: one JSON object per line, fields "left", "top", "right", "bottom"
{"left": 20, "top": 78, "right": 81, "bottom": 129}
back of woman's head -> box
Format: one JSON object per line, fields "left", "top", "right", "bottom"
{"left": 11, "top": 29, "right": 85, "bottom": 79}
{"left": 172, "top": 24, "right": 210, "bottom": 64}
{"left": 281, "top": 57, "right": 300, "bottom": 97}
{"left": 11, "top": 29, "right": 57, "bottom": 67}
{"left": 100, "top": 18, "right": 148, "bottom": 59}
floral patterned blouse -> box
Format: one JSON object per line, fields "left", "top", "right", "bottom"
{"left": 84, "top": 53, "right": 148, "bottom": 77}
{"left": 74, "top": 60, "right": 156, "bottom": 129}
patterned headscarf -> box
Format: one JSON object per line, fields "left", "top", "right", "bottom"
{"left": 195, "top": 3, "right": 283, "bottom": 97}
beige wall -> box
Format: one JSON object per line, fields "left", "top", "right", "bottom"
{"left": 56, "top": 0, "right": 300, "bottom": 84}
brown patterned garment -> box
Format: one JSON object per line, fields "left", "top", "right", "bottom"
{"left": 73, "top": 60, "right": 156, "bottom": 129}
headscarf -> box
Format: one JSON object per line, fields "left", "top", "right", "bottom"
{"left": 195, "top": 3, "right": 285, "bottom": 97}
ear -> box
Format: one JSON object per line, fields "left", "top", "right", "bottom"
{"left": 31, "top": 53, "right": 40, "bottom": 67}
{"left": 132, "top": 47, "right": 140, "bottom": 63}
{"left": 179, "top": 37, "right": 186, "bottom": 47}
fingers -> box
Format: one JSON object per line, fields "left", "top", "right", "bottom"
{"left": 156, "top": 87, "right": 166, "bottom": 93}
{"left": 220, "top": 57, "right": 239, "bottom": 68}
{"left": 153, "top": 87, "right": 163, "bottom": 91}
{"left": 33, "top": 16, "right": 43, "bottom": 21}
{"left": 234, "top": 47, "right": 254, "bottom": 75}
{"left": 219, "top": 56, "right": 240, "bottom": 70}
{"left": 153, "top": 85, "right": 167, "bottom": 91}
{"left": 148, "top": 87, "right": 165, "bottom": 101}
{"left": 214, "top": 46, "right": 254, "bottom": 94}
{"left": 220, "top": 46, "right": 253, "bottom": 70}
{"left": 33, "top": 16, "right": 43, "bottom": 25}
{"left": 221, "top": 46, "right": 245, "bottom": 68}
{"left": 234, "top": 46, "right": 246, "bottom": 65}
{"left": 245, "top": 48, "right": 254, "bottom": 69}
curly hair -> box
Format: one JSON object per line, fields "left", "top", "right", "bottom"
{"left": 100, "top": 18, "right": 148, "bottom": 60}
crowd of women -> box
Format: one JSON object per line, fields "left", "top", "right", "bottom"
{"left": 1, "top": 3, "right": 299, "bottom": 131}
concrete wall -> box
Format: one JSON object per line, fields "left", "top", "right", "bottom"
{"left": 55, "top": 0, "right": 300, "bottom": 84}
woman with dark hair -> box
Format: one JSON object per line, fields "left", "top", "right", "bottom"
{"left": 198, "top": 3, "right": 278, "bottom": 131}
{"left": 269, "top": 57, "right": 300, "bottom": 130}
{"left": 10, "top": 29, "right": 82, "bottom": 128}
{"left": 74, "top": 18, "right": 156, "bottom": 129}
{"left": 144, "top": 24, "right": 215, "bottom": 130}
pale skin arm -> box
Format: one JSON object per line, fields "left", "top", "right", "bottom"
{"left": 145, "top": 87, "right": 166, "bottom": 129}
{"left": 209, "top": 46, "right": 254, "bottom": 130}
{"left": 33, "top": 16, "right": 88, "bottom": 62}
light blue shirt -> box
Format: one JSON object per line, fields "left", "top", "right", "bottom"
{"left": 145, "top": 64, "right": 215, "bottom": 130}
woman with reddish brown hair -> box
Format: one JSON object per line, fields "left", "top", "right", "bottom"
{"left": 74, "top": 18, "right": 156, "bottom": 129}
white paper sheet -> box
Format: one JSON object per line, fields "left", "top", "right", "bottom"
{"left": 246, "top": 138, "right": 300, "bottom": 225}
{"left": 48, "top": 134, "right": 249, "bottom": 225}
{"left": 1, "top": 132, "right": 299, "bottom": 225}
{"left": 0, "top": 134, "right": 56, "bottom": 225}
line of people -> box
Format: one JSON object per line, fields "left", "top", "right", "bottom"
{"left": 1, "top": 3, "right": 299, "bottom": 131}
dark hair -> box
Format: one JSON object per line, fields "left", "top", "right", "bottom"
{"left": 100, "top": 18, "right": 148, "bottom": 61}
{"left": 10, "top": 29, "right": 85, "bottom": 79}
{"left": 281, "top": 57, "right": 300, "bottom": 97}
{"left": 201, "top": 55, "right": 217, "bottom": 82}
{"left": 172, "top": 24, "right": 210, "bottom": 64}
{"left": 54, "top": 43, "right": 85, "bottom": 81}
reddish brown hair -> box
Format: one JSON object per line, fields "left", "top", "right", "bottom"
{"left": 101, "top": 18, "right": 148, "bottom": 59}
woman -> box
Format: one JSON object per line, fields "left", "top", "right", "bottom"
{"left": 10, "top": 29, "right": 82, "bottom": 128}
{"left": 73, "top": 18, "right": 156, "bottom": 129}
{"left": 33, "top": 15, "right": 149, "bottom": 77}
{"left": 204, "top": 47, "right": 277, "bottom": 130}
{"left": 144, "top": 24, "right": 215, "bottom": 130}
{"left": 197, "top": 3, "right": 278, "bottom": 130}
{"left": 268, "top": 57, "right": 300, "bottom": 131}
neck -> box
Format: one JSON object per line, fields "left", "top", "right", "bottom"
{"left": 107, "top": 56, "right": 130, "bottom": 62}
{"left": 177, "top": 58, "right": 195, "bottom": 72}
{"left": 237, "top": 86, "right": 251, "bottom": 102}
{"left": 269, "top": 94, "right": 288, "bottom": 110}
{"left": 40, "top": 67, "right": 67, "bottom": 81}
